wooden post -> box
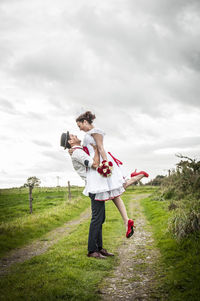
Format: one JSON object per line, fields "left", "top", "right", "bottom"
{"left": 29, "top": 186, "right": 33, "bottom": 214}
{"left": 68, "top": 181, "right": 71, "bottom": 201}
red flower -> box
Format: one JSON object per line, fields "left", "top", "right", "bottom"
{"left": 97, "top": 167, "right": 103, "bottom": 174}
{"left": 97, "top": 162, "right": 112, "bottom": 177}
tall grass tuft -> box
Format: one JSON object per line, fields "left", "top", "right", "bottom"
{"left": 168, "top": 199, "right": 200, "bottom": 240}
{"left": 159, "top": 155, "right": 200, "bottom": 239}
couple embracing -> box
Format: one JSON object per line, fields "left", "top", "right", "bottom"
{"left": 61, "top": 111, "right": 149, "bottom": 259}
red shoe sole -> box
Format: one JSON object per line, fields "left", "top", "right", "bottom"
{"left": 131, "top": 171, "right": 149, "bottom": 178}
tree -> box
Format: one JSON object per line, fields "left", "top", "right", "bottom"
{"left": 146, "top": 175, "right": 165, "bottom": 186}
{"left": 24, "top": 176, "right": 41, "bottom": 213}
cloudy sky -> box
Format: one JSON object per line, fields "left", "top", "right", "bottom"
{"left": 0, "top": 0, "right": 200, "bottom": 188}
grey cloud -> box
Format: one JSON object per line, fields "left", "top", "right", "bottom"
{"left": 0, "top": 134, "right": 12, "bottom": 141}
{"left": 26, "top": 112, "right": 45, "bottom": 120}
{"left": 49, "top": 98, "right": 64, "bottom": 109}
{"left": 161, "top": 68, "right": 200, "bottom": 108}
{"left": 2, "top": 0, "right": 198, "bottom": 118}
{"left": 12, "top": 46, "right": 84, "bottom": 84}
{"left": 159, "top": 136, "right": 200, "bottom": 150}
{"left": 28, "top": 162, "right": 65, "bottom": 173}
{"left": 131, "top": 0, "right": 200, "bottom": 28}
{"left": 0, "top": 105, "right": 45, "bottom": 120}
{"left": 0, "top": 98, "right": 15, "bottom": 110}
{"left": 28, "top": 157, "right": 70, "bottom": 174}
{"left": 131, "top": 136, "right": 200, "bottom": 154}
{"left": 42, "top": 150, "right": 64, "bottom": 162}
{"left": 32, "top": 140, "right": 52, "bottom": 147}
{"left": 0, "top": 98, "right": 18, "bottom": 115}
{"left": 68, "top": 2, "right": 193, "bottom": 69}
{"left": 0, "top": 41, "right": 14, "bottom": 66}
{"left": 0, "top": 8, "right": 23, "bottom": 32}
{"left": 0, "top": 169, "right": 8, "bottom": 175}
{"left": 60, "top": 1, "right": 200, "bottom": 111}
{"left": 187, "top": 51, "right": 200, "bottom": 72}
{"left": 47, "top": 98, "right": 74, "bottom": 117}
{"left": 0, "top": 0, "right": 24, "bottom": 4}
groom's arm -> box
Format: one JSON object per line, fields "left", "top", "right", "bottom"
{"left": 71, "top": 148, "right": 99, "bottom": 169}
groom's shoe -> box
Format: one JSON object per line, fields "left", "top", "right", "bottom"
{"left": 99, "top": 248, "right": 114, "bottom": 257}
{"left": 87, "top": 251, "right": 106, "bottom": 259}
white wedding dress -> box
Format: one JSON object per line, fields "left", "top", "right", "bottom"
{"left": 82, "top": 128, "right": 126, "bottom": 201}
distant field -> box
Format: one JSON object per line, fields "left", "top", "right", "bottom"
{"left": 0, "top": 186, "right": 90, "bottom": 257}
{"left": 0, "top": 186, "right": 83, "bottom": 222}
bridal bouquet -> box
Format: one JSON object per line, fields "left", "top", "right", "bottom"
{"left": 97, "top": 160, "right": 113, "bottom": 177}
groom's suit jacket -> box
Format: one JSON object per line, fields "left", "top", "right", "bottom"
{"left": 71, "top": 146, "right": 93, "bottom": 181}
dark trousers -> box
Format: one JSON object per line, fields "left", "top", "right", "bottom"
{"left": 88, "top": 193, "right": 105, "bottom": 253}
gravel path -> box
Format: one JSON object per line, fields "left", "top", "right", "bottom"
{"left": 100, "top": 194, "right": 163, "bottom": 301}
{"left": 0, "top": 207, "right": 90, "bottom": 276}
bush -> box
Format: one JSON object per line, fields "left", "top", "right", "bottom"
{"left": 161, "top": 155, "right": 200, "bottom": 200}
{"left": 147, "top": 175, "right": 166, "bottom": 186}
{"left": 160, "top": 155, "right": 200, "bottom": 239}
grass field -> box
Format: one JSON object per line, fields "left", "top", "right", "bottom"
{"left": 0, "top": 187, "right": 136, "bottom": 301}
{"left": 0, "top": 186, "right": 199, "bottom": 300}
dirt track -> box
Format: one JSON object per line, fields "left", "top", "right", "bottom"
{"left": 100, "top": 194, "right": 164, "bottom": 300}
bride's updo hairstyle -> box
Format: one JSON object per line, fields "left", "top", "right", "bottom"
{"left": 76, "top": 111, "right": 96, "bottom": 124}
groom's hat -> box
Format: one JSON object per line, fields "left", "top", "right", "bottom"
{"left": 60, "top": 132, "right": 71, "bottom": 149}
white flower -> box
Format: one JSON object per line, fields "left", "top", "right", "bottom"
{"left": 103, "top": 169, "right": 107, "bottom": 173}
{"left": 104, "top": 161, "right": 109, "bottom": 166}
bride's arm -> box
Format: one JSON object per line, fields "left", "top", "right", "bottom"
{"left": 91, "top": 133, "right": 107, "bottom": 161}
{"left": 90, "top": 144, "right": 100, "bottom": 168}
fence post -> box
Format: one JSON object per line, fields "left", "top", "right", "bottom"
{"left": 29, "top": 186, "right": 33, "bottom": 214}
{"left": 68, "top": 181, "right": 71, "bottom": 201}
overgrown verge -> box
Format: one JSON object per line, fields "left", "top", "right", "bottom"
{"left": 0, "top": 192, "right": 134, "bottom": 301}
{"left": 156, "top": 155, "right": 200, "bottom": 240}
{"left": 141, "top": 196, "right": 200, "bottom": 301}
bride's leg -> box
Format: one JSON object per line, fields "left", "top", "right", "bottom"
{"left": 123, "top": 174, "right": 144, "bottom": 189}
{"left": 112, "top": 196, "right": 129, "bottom": 230}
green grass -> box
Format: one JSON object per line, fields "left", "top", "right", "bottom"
{"left": 0, "top": 187, "right": 90, "bottom": 258}
{"left": 126, "top": 185, "right": 158, "bottom": 194}
{"left": 0, "top": 187, "right": 82, "bottom": 222}
{"left": 141, "top": 196, "right": 200, "bottom": 301}
{"left": 0, "top": 191, "right": 136, "bottom": 301}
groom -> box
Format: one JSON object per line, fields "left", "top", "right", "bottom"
{"left": 60, "top": 132, "right": 114, "bottom": 259}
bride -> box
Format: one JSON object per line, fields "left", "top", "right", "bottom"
{"left": 75, "top": 111, "right": 149, "bottom": 238}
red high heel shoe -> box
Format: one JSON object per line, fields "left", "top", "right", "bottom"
{"left": 131, "top": 169, "right": 149, "bottom": 178}
{"left": 126, "top": 219, "right": 135, "bottom": 238}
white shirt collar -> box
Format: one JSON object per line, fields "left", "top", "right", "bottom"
{"left": 72, "top": 145, "right": 83, "bottom": 149}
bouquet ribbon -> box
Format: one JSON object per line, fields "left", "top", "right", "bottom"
{"left": 108, "top": 152, "right": 123, "bottom": 166}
